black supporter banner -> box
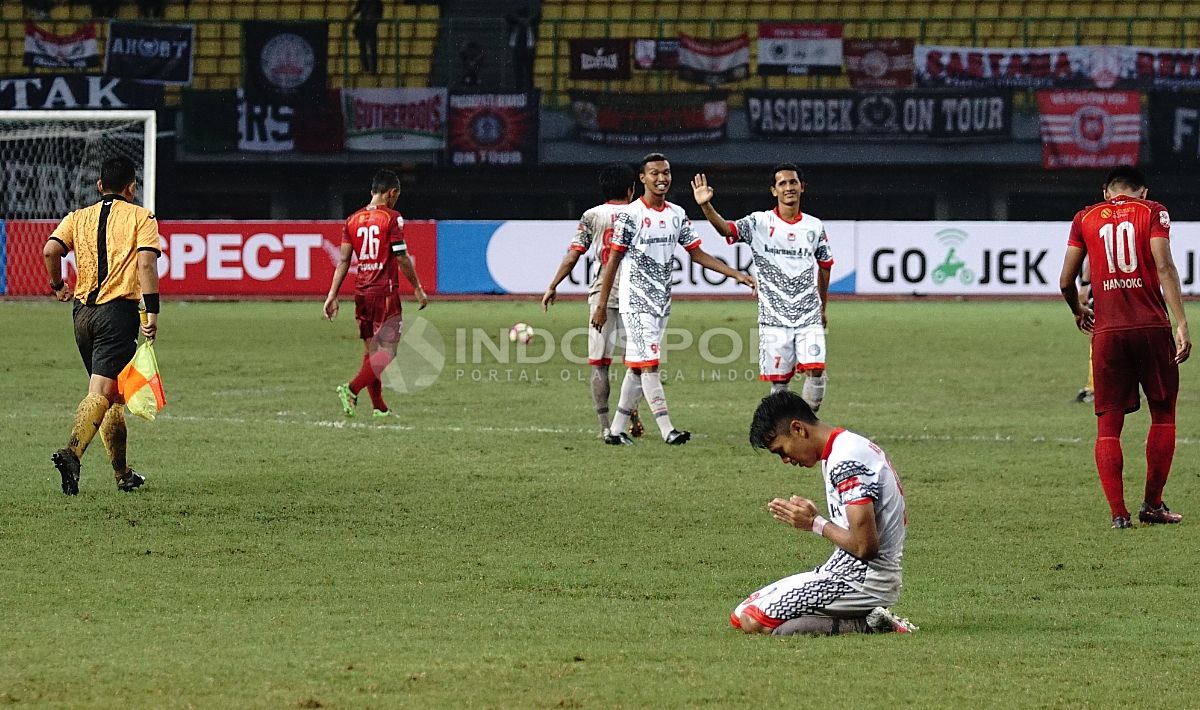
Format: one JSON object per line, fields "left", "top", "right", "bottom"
{"left": 105, "top": 21, "right": 195, "bottom": 85}
{"left": 242, "top": 21, "right": 328, "bottom": 103}
{"left": 745, "top": 89, "right": 1013, "bottom": 139}
{"left": 568, "top": 39, "right": 631, "bottom": 81}
{"left": 1149, "top": 92, "right": 1200, "bottom": 165}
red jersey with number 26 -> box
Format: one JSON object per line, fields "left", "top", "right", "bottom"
{"left": 1067, "top": 197, "right": 1171, "bottom": 334}
{"left": 343, "top": 204, "right": 405, "bottom": 294}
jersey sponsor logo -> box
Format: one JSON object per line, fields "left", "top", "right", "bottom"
{"left": 1101, "top": 208, "right": 1112, "bottom": 218}
{"left": 1161, "top": 210, "right": 1171, "bottom": 228}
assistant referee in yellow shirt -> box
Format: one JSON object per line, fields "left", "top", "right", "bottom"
{"left": 43, "top": 156, "right": 160, "bottom": 495}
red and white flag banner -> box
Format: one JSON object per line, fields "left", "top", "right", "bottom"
{"left": 23, "top": 22, "right": 100, "bottom": 69}
{"left": 1037, "top": 90, "right": 1141, "bottom": 169}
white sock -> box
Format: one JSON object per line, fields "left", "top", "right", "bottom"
{"left": 591, "top": 365, "right": 611, "bottom": 432}
{"left": 770, "top": 380, "right": 790, "bottom": 394}
{"left": 608, "top": 369, "right": 642, "bottom": 434}
{"left": 802, "top": 374, "right": 827, "bottom": 412}
{"left": 641, "top": 371, "right": 676, "bottom": 439}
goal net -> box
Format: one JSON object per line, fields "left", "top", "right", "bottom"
{"left": 0, "top": 110, "right": 156, "bottom": 296}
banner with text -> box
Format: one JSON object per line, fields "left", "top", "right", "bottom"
{"left": 634, "top": 38, "right": 679, "bottom": 70}
{"left": 342, "top": 87, "right": 447, "bottom": 151}
{"left": 568, "top": 38, "right": 631, "bottom": 80}
{"left": 242, "top": 21, "right": 328, "bottom": 103}
{"left": 757, "top": 23, "right": 842, "bottom": 76}
{"left": 0, "top": 75, "right": 164, "bottom": 110}
{"left": 569, "top": 90, "right": 728, "bottom": 145}
{"left": 746, "top": 89, "right": 1012, "bottom": 140}
{"left": 238, "top": 88, "right": 293, "bottom": 152}
{"left": 845, "top": 38, "right": 914, "bottom": 88}
{"left": 677, "top": 33, "right": 750, "bottom": 85}
{"left": 23, "top": 23, "right": 99, "bottom": 69}
{"left": 1, "top": 220, "right": 437, "bottom": 297}
{"left": 1037, "top": 90, "right": 1140, "bottom": 169}
{"left": 105, "top": 21, "right": 195, "bottom": 84}
{"left": 1149, "top": 91, "right": 1200, "bottom": 165}
{"left": 447, "top": 92, "right": 539, "bottom": 166}
{"left": 918, "top": 44, "right": 1200, "bottom": 90}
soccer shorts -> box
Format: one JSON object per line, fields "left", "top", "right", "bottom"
{"left": 759, "top": 324, "right": 826, "bottom": 382}
{"left": 73, "top": 298, "right": 139, "bottom": 380}
{"left": 1091, "top": 327, "right": 1179, "bottom": 415}
{"left": 588, "top": 293, "right": 623, "bottom": 366}
{"left": 622, "top": 312, "right": 667, "bottom": 368}
{"left": 355, "top": 290, "right": 402, "bottom": 344}
{"left": 730, "top": 569, "right": 887, "bottom": 630}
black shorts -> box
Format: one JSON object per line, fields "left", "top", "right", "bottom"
{"left": 73, "top": 299, "right": 139, "bottom": 379}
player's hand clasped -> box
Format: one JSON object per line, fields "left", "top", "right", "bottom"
{"left": 768, "top": 495, "right": 819, "bottom": 530}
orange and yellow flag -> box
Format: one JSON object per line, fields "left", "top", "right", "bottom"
{"left": 118, "top": 340, "right": 166, "bottom": 420}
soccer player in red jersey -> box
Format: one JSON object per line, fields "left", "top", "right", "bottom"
{"left": 1059, "top": 166, "right": 1191, "bottom": 529}
{"left": 324, "top": 169, "right": 428, "bottom": 417}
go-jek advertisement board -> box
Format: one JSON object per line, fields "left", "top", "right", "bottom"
{"left": 854, "top": 221, "right": 1200, "bottom": 296}
{"left": 434, "top": 219, "right": 857, "bottom": 295}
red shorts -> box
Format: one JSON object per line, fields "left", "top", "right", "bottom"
{"left": 354, "top": 290, "right": 402, "bottom": 343}
{"left": 1091, "top": 327, "right": 1178, "bottom": 415}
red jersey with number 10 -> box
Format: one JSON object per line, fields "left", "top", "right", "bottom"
{"left": 342, "top": 204, "right": 405, "bottom": 294}
{"left": 1067, "top": 197, "right": 1171, "bottom": 334}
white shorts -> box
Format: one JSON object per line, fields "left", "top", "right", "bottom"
{"left": 759, "top": 325, "right": 826, "bottom": 382}
{"left": 588, "top": 293, "right": 623, "bottom": 366}
{"left": 730, "top": 569, "right": 885, "bottom": 630}
{"left": 622, "top": 312, "right": 667, "bottom": 368}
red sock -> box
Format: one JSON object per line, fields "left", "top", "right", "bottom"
{"left": 350, "top": 350, "right": 394, "bottom": 394}
{"left": 367, "top": 378, "right": 387, "bottom": 412}
{"left": 1145, "top": 423, "right": 1176, "bottom": 508}
{"left": 1095, "top": 437, "right": 1128, "bottom": 519}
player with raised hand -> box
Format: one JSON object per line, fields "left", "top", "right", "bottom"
{"left": 1059, "top": 166, "right": 1190, "bottom": 529}
{"left": 692, "top": 165, "right": 833, "bottom": 411}
{"left": 591, "top": 153, "right": 756, "bottom": 446}
{"left": 324, "top": 169, "right": 428, "bottom": 417}
{"left": 542, "top": 163, "right": 645, "bottom": 439}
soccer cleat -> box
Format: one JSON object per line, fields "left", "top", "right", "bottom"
{"left": 1111, "top": 516, "right": 1132, "bottom": 529}
{"left": 628, "top": 408, "right": 645, "bottom": 438}
{"left": 116, "top": 469, "right": 145, "bottom": 492}
{"left": 336, "top": 383, "right": 357, "bottom": 417}
{"left": 604, "top": 432, "right": 635, "bottom": 446}
{"left": 1074, "top": 388, "right": 1095, "bottom": 404}
{"left": 372, "top": 409, "right": 391, "bottom": 418}
{"left": 52, "top": 448, "right": 81, "bottom": 496}
{"left": 1138, "top": 503, "right": 1182, "bottom": 525}
{"left": 866, "top": 607, "right": 918, "bottom": 634}
{"left": 664, "top": 429, "right": 691, "bottom": 445}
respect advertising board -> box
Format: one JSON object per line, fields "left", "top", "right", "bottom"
{"left": 1, "top": 220, "right": 436, "bottom": 296}
{"left": 745, "top": 89, "right": 1012, "bottom": 139}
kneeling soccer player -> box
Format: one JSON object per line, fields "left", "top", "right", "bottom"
{"left": 731, "top": 391, "right": 915, "bottom": 636}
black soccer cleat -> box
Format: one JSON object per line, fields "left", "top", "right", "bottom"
{"left": 52, "top": 448, "right": 81, "bottom": 496}
{"left": 604, "top": 432, "right": 635, "bottom": 446}
{"left": 1138, "top": 502, "right": 1182, "bottom": 525}
{"left": 664, "top": 429, "right": 691, "bottom": 445}
{"left": 117, "top": 469, "right": 145, "bottom": 492}
{"left": 1111, "top": 516, "right": 1132, "bottom": 529}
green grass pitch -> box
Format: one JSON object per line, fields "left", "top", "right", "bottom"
{"left": 3, "top": 298, "right": 1199, "bottom": 708}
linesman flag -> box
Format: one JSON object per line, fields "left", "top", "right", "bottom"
{"left": 118, "top": 340, "right": 166, "bottom": 420}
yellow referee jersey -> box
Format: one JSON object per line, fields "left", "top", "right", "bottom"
{"left": 50, "top": 194, "right": 160, "bottom": 305}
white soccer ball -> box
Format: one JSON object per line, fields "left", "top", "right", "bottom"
{"left": 509, "top": 322, "right": 535, "bottom": 344}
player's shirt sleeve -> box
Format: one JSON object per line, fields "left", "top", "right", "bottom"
{"left": 569, "top": 210, "right": 593, "bottom": 253}
{"left": 815, "top": 224, "right": 833, "bottom": 268}
{"left": 1067, "top": 211, "right": 1086, "bottom": 249}
{"left": 49, "top": 210, "right": 75, "bottom": 252}
{"left": 678, "top": 214, "right": 701, "bottom": 252}
{"left": 1150, "top": 202, "right": 1171, "bottom": 240}
{"left": 611, "top": 210, "right": 635, "bottom": 252}
{"left": 729, "top": 214, "right": 755, "bottom": 245}
{"left": 829, "top": 459, "right": 881, "bottom": 506}
{"left": 341, "top": 218, "right": 353, "bottom": 247}
{"left": 135, "top": 209, "right": 160, "bottom": 256}
{"left": 388, "top": 212, "right": 407, "bottom": 255}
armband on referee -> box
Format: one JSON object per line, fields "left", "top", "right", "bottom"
{"left": 143, "top": 293, "right": 161, "bottom": 314}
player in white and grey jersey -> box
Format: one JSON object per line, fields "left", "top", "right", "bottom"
{"left": 543, "top": 164, "right": 645, "bottom": 438}
{"left": 731, "top": 390, "right": 914, "bottom": 636}
{"left": 693, "top": 165, "right": 833, "bottom": 411}
{"left": 591, "top": 153, "right": 756, "bottom": 446}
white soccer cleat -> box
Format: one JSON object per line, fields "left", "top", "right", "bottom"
{"left": 866, "top": 607, "right": 918, "bottom": 634}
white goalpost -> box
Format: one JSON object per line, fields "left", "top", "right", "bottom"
{"left": 0, "top": 110, "right": 156, "bottom": 296}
